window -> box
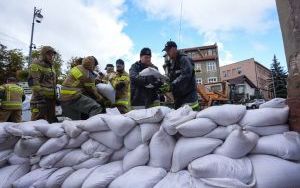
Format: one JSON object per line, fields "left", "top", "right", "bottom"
{"left": 222, "top": 71, "right": 227, "bottom": 77}
{"left": 237, "top": 85, "right": 245, "bottom": 94}
{"left": 196, "top": 77, "right": 202, "bottom": 84}
{"left": 208, "top": 77, "right": 217, "bottom": 83}
{"left": 227, "top": 70, "right": 231, "bottom": 77}
{"left": 206, "top": 61, "right": 216, "bottom": 71}
{"left": 195, "top": 63, "right": 202, "bottom": 72}
{"left": 237, "top": 67, "right": 242, "bottom": 74}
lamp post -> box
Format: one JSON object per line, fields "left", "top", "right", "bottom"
{"left": 28, "top": 7, "right": 43, "bottom": 65}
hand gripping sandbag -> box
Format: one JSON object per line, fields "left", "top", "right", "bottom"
{"left": 96, "top": 83, "right": 116, "bottom": 103}
{"left": 123, "top": 144, "right": 150, "bottom": 172}
{"left": 176, "top": 118, "right": 217, "bottom": 137}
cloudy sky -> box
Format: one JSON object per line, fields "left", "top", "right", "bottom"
{"left": 0, "top": 0, "right": 286, "bottom": 73}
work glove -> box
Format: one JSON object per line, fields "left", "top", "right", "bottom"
{"left": 146, "top": 75, "right": 158, "bottom": 85}
{"left": 115, "top": 81, "right": 126, "bottom": 90}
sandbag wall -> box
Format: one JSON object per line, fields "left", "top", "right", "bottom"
{"left": 0, "top": 98, "right": 300, "bottom": 188}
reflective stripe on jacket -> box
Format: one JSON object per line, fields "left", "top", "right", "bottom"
{"left": 0, "top": 84, "right": 24, "bottom": 110}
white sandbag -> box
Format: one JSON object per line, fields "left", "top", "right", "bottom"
{"left": 123, "top": 144, "right": 149, "bottom": 171}
{"left": 96, "top": 82, "right": 116, "bottom": 103}
{"left": 14, "top": 137, "right": 47, "bottom": 157}
{"left": 54, "top": 149, "right": 90, "bottom": 168}
{"left": 82, "top": 161, "right": 123, "bottom": 188}
{"left": 106, "top": 107, "right": 121, "bottom": 115}
{"left": 110, "top": 147, "right": 129, "bottom": 162}
{"left": 161, "top": 105, "right": 197, "bottom": 135}
{"left": 5, "top": 120, "right": 46, "bottom": 137}
{"left": 259, "top": 98, "right": 286, "bottom": 108}
{"left": 214, "top": 129, "right": 259, "bottom": 159}
{"left": 151, "top": 106, "right": 172, "bottom": 116}
{"left": 34, "top": 123, "right": 65, "bottom": 138}
{"left": 45, "top": 167, "right": 74, "bottom": 188}
{"left": 78, "top": 114, "right": 109, "bottom": 132}
{"left": 176, "top": 118, "right": 217, "bottom": 137}
{"left": 124, "top": 126, "right": 142, "bottom": 150}
{"left": 0, "top": 123, "right": 10, "bottom": 143}
{"left": 8, "top": 153, "right": 30, "bottom": 165}
{"left": 148, "top": 128, "right": 176, "bottom": 171}
{"left": 109, "top": 166, "right": 167, "bottom": 188}
{"left": 188, "top": 154, "right": 253, "bottom": 184}
{"left": 37, "top": 135, "right": 69, "bottom": 156}
{"left": 204, "top": 124, "right": 241, "bottom": 140}
{"left": 39, "top": 149, "right": 72, "bottom": 168}
{"left": 199, "top": 178, "right": 255, "bottom": 188}
{"left": 31, "top": 164, "right": 40, "bottom": 171}
{"left": 196, "top": 104, "right": 246, "bottom": 126}
{"left": 125, "top": 107, "right": 164, "bottom": 124}
{"left": 0, "top": 136, "right": 18, "bottom": 151}
{"left": 244, "top": 124, "right": 289, "bottom": 136}
{"left": 73, "top": 156, "right": 110, "bottom": 170}
{"left": 251, "top": 132, "right": 300, "bottom": 160}
{"left": 65, "top": 131, "right": 89, "bottom": 149}
{"left": 0, "top": 150, "right": 12, "bottom": 167}
{"left": 139, "top": 67, "right": 165, "bottom": 79}
{"left": 102, "top": 115, "right": 136, "bottom": 136}
{"left": 171, "top": 137, "right": 222, "bottom": 172}
{"left": 62, "top": 120, "right": 83, "bottom": 138}
{"left": 81, "top": 139, "right": 101, "bottom": 155}
{"left": 62, "top": 167, "right": 96, "bottom": 188}
{"left": 239, "top": 107, "right": 289, "bottom": 127}
{"left": 154, "top": 170, "right": 191, "bottom": 188}
{"left": 0, "top": 164, "right": 30, "bottom": 188}
{"left": 89, "top": 131, "right": 123, "bottom": 150}
{"left": 13, "top": 168, "right": 57, "bottom": 188}
{"left": 250, "top": 154, "right": 300, "bottom": 188}
{"left": 140, "top": 123, "right": 160, "bottom": 143}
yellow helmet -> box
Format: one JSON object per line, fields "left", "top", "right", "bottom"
{"left": 82, "top": 56, "right": 97, "bottom": 71}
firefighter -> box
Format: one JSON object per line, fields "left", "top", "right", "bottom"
{"left": 102, "top": 64, "right": 116, "bottom": 83}
{"left": 129, "top": 47, "right": 162, "bottom": 109}
{"left": 163, "top": 41, "right": 200, "bottom": 111}
{"left": 0, "top": 77, "right": 25, "bottom": 122}
{"left": 60, "top": 56, "right": 105, "bottom": 120}
{"left": 28, "top": 46, "right": 58, "bottom": 123}
{"left": 111, "top": 59, "right": 130, "bottom": 113}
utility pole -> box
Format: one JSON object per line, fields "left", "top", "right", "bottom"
{"left": 276, "top": 0, "right": 300, "bottom": 132}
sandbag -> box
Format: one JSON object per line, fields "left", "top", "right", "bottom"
{"left": 45, "top": 167, "right": 74, "bottom": 188}
{"left": 5, "top": 120, "right": 45, "bottom": 137}
{"left": 123, "top": 144, "right": 149, "bottom": 171}
{"left": 251, "top": 132, "right": 300, "bottom": 160}
{"left": 0, "top": 123, "right": 10, "bottom": 143}
{"left": 109, "top": 166, "right": 167, "bottom": 188}
{"left": 62, "top": 120, "right": 83, "bottom": 138}
{"left": 250, "top": 154, "right": 300, "bottom": 188}
{"left": 239, "top": 107, "right": 289, "bottom": 127}
{"left": 199, "top": 178, "right": 255, "bottom": 188}
{"left": 125, "top": 107, "right": 164, "bottom": 124}
{"left": 78, "top": 115, "right": 109, "bottom": 132}
{"left": 171, "top": 137, "right": 222, "bottom": 172}
{"left": 214, "top": 129, "right": 259, "bottom": 159}
{"left": 148, "top": 128, "right": 176, "bottom": 171}
{"left": 39, "top": 149, "right": 72, "bottom": 168}
{"left": 124, "top": 126, "right": 142, "bottom": 150}
{"left": 13, "top": 168, "right": 57, "bottom": 188}
{"left": 96, "top": 83, "right": 116, "bottom": 103}
{"left": 62, "top": 167, "right": 96, "bottom": 188}
{"left": 54, "top": 149, "right": 90, "bottom": 168}
{"left": 188, "top": 154, "right": 253, "bottom": 184}
{"left": 197, "top": 104, "right": 246, "bottom": 126}
{"left": 65, "top": 131, "right": 89, "bottom": 149}
{"left": 106, "top": 107, "right": 121, "bottom": 115}
{"left": 37, "top": 135, "right": 69, "bottom": 156}
{"left": 8, "top": 153, "right": 30, "bottom": 165}
{"left": 161, "top": 105, "right": 197, "bottom": 135}
{"left": 102, "top": 115, "right": 136, "bottom": 136}
{"left": 73, "top": 156, "right": 109, "bottom": 170}
{"left": 140, "top": 123, "right": 160, "bottom": 143}
{"left": 139, "top": 67, "right": 165, "bottom": 79}
{"left": 244, "top": 124, "right": 289, "bottom": 136}
{"left": 0, "top": 136, "right": 18, "bottom": 151}
{"left": 14, "top": 137, "right": 47, "bottom": 157}
{"left": 82, "top": 161, "right": 123, "bottom": 188}
{"left": 0, "top": 150, "right": 12, "bottom": 167}
{"left": 34, "top": 123, "right": 64, "bottom": 138}
{"left": 81, "top": 139, "right": 113, "bottom": 157}
{"left": 0, "top": 164, "right": 30, "bottom": 188}
{"left": 110, "top": 147, "right": 129, "bottom": 162}
{"left": 90, "top": 131, "right": 123, "bottom": 150}
{"left": 154, "top": 170, "right": 191, "bottom": 188}
{"left": 259, "top": 98, "right": 286, "bottom": 108}
{"left": 204, "top": 124, "right": 241, "bottom": 140}
{"left": 176, "top": 118, "right": 217, "bottom": 137}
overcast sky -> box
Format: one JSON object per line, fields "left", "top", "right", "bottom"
{"left": 0, "top": 0, "right": 286, "bottom": 73}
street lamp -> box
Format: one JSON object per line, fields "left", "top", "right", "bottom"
{"left": 28, "top": 7, "right": 43, "bottom": 65}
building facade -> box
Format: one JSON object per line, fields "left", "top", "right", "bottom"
{"left": 220, "top": 58, "right": 272, "bottom": 99}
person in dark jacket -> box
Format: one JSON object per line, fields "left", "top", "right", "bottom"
{"left": 163, "top": 41, "right": 199, "bottom": 111}
{"left": 129, "top": 47, "right": 162, "bottom": 109}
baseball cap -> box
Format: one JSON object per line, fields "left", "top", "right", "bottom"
{"left": 162, "top": 41, "right": 177, "bottom": 51}
{"left": 140, "top": 47, "right": 152, "bottom": 56}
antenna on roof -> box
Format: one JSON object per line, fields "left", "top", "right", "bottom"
{"left": 178, "top": 0, "right": 183, "bottom": 47}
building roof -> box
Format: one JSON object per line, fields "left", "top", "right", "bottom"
{"left": 225, "top": 75, "right": 257, "bottom": 88}
{"left": 180, "top": 43, "right": 218, "bottom": 52}
{"left": 220, "top": 58, "right": 271, "bottom": 73}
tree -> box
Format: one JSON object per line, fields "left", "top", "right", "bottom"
{"left": 269, "top": 55, "right": 288, "bottom": 98}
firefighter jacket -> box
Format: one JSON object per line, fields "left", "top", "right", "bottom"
{"left": 0, "top": 84, "right": 25, "bottom": 110}
{"left": 111, "top": 71, "right": 130, "bottom": 109}
{"left": 60, "top": 65, "right": 103, "bottom": 102}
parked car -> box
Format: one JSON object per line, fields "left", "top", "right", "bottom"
{"left": 245, "top": 99, "right": 266, "bottom": 109}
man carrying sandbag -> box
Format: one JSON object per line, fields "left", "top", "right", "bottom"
{"left": 60, "top": 56, "right": 106, "bottom": 120}
{"left": 0, "top": 77, "right": 25, "bottom": 122}
{"left": 111, "top": 59, "right": 130, "bottom": 113}
{"left": 163, "top": 41, "right": 199, "bottom": 111}
{"left": 129, "top": 47, "right": 162, "bottom": 109}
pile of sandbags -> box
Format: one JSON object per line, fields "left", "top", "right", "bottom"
{"left": 0, "top": 98, "right": 299, "bottom": 188}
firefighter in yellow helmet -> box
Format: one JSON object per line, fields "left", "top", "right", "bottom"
{"left": 28, "top": 46, "right": 57, "bottom": 123}
{"left": 111, "top": 59, "right": 130, "bottom": 113}
{"left": 0, "top": 77, "right": 25, "bottom": 122}
{"left": 60, "top": 56, "right": 105, "bottom": 120}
